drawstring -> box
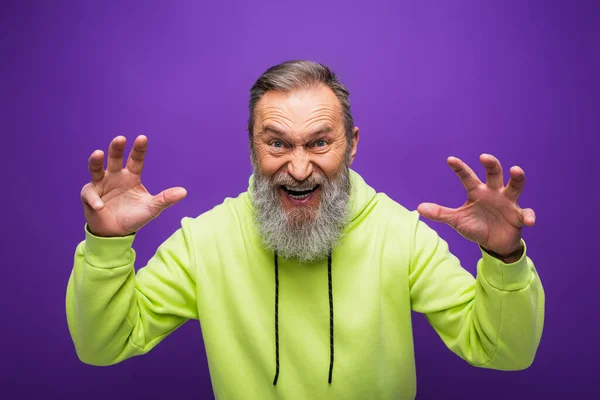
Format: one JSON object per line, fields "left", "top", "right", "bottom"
{"left": 273, "top": 249, "right": 334, "bottom": 386}
{"left": 273, "top": 250, "right": 280, "bottom": 385}
{"left": 327, "top": 250, "right": 334, "bottom": 384}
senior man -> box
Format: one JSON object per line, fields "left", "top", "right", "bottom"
{"left": 67, "top": 60, "right": 545, "bottom": 399}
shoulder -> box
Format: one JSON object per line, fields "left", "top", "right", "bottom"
{"left": 375, "top": 194, "right": 443, "bottom": 241}
{"left": 369, "top": 192, "right": 421, "bottom": 229}
{"left": 347, "top": 169, "right": 418, "bottom": 227}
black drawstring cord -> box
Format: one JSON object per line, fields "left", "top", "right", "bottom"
{"left": 273, "top": 249, "right": 280, "bottom": 386}
{"left": 327, "top": 249, "right": 334, "bottom": 384}
{"left": 272, "top": 249, "right": 334, "bottom": 386}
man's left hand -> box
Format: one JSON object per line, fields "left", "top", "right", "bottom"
{"left": 417, "top": 154, "right": 536, "bottom": 261}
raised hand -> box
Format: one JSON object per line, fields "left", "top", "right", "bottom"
{"left": 417, "top": 154, "right": 536, "bottom": 261}
{"left": 80, "top": 135, "right": 187, "bottom": 237}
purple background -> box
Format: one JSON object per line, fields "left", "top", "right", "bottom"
{"left": 1, "top": 0, "right": 598, "bottom": 398}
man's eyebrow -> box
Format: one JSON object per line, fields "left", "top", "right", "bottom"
{"left": 259, "top": 125, "right": 335, "bottom": 137}
{"left": 259, "top": 125, "right": 287, "bottom": 137}
{"left": 310, "top": 126, "right": 334, "bottom": 136}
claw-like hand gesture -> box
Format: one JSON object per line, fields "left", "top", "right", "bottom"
{"left": 80, "top": 135, "right": 187, "bottom": 237}
{"left": 417, "top": 154, "right": 535, "bottom": 262}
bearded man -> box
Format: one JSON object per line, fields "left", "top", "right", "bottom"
{"left": 67, "top": 60, "right": 545, "bottom": 400}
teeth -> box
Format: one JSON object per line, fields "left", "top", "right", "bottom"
{"left": 289, "top": 192, "right": 311, "bottom": 199}
{"left": 283, "top": 185, "right": 317, "bottom": 200}
{"left": 284, "top": 185, "right": 316, "bottom": 192}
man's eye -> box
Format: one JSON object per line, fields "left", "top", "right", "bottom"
{"left": 272, "top": 141, "right": 283, "bottom": 148}
{"left": 315, "top": 140, "right": 326, "bottom": 147}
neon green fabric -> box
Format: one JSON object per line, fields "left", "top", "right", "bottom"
{"left": 66, "top": 169, "right": 544, "bottom": 399}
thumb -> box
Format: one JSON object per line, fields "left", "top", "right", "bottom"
{"left": 150, "top": 187, "right": 187, "bottom": 213}
{"left": 417, "top": 202, "right": 456, "bottom": 225}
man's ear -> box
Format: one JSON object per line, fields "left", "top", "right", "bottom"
{"left": 349, "top": 127, "right": 359, "bottom": 165}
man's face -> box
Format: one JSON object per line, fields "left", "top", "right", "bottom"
{"left": 249, "top": 84, "right": 359, "bottom": 262}
{"left": 252, "top": 85, "right": 358, "bottom": 219}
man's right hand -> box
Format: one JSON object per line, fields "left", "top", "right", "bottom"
{"left": 80, "top": 135, "right": 187, "bottom": 237}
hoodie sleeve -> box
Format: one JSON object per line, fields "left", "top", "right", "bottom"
{"left": 408, "top": 215, "right": 545, "bottom": 370}
{"left": 65, "top": 217, "right": 198, "bottom": 366}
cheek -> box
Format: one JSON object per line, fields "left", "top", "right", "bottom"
{"left": 314, "top": 147, "right": 347, "bottom": 178}
{"left": 255, "top": 146, "right": 286, "bottom": 175}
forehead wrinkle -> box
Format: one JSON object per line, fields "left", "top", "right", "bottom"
{"left": 301, "top": 113, "right": 337, "bottom": 132}
{"left": 261, "top": 108, "right": 335, "bottom": 135}
{"left": 301, "top": 99, "right": 342, "bottom": 124}
{"left": 256, "top": 90, "right": 343, "bottom": 137}
{"left": 281, "top": 102, "right": 339, "bottom": 134}
{"left": 258, "top": 107, "right": 295, "bottom": 134}
{"left": 260, "top": 106, "right": 294, "bottom": 122}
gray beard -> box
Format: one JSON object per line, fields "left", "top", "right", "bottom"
{"left": 251, "top": 164, "right": 351, "bottom": 263}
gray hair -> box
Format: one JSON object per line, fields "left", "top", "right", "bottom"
{"left": 247, "top": 60, "right": 355, "bottom": 159}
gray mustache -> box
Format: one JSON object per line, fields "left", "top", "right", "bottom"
{"left": 271, "top": 173, "right": 327, "bottom": 190}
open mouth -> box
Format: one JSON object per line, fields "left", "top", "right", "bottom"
{"left": 281, "top": 185, "right": 319, "bottom": 200}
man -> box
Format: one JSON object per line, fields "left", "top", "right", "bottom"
{"left": 67, "top": 60, "right": 545, "bottom": 399}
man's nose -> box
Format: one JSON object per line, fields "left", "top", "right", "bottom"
{"left": 287, "top": 147, "right": 313, "bottom": 182}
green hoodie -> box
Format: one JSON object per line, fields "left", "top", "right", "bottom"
{"left": 65, "top": 169, "right": 544, "bottom": 399}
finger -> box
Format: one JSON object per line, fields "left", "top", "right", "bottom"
{"left": 88, "top": 150, "right": 105, "bottom": 183}
{"left": 107, "top": 136, "right": 126, "bottom": 172}
{"left": 520, "top": 208, "right": 536, "bottom": 227}
{"left": 504, "top": 166, "right": 525, "bottom": 202}
{"left": 480, "top": 153, "right": 504, "bottom": 190}
{"left": 149, "top": 187, "right": 187, "bottom": 214}
{"left": 417, "top": 202, "right": 457, "bottom": 226}
{"left": 126, "top": 135, "right": 148, "bottom": 175}
{"left": 447, "top": 156, "right": 481, "bottom": 192}
{"left": 80, "top": 185, "right": 104, "bottom": 211}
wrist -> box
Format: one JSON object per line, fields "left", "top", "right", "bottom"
{"left": 85, "top": 223, "right": 135, "bottom": 238}
{"left": 482, "top": 243, "right": 524, "bottom": 264}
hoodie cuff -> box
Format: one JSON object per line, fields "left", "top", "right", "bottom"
{"left": 478, "top": 239, "right": 531, "bottom": 291}
{"left": 83, "top": 224, "right": 136, "bottom": 269}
